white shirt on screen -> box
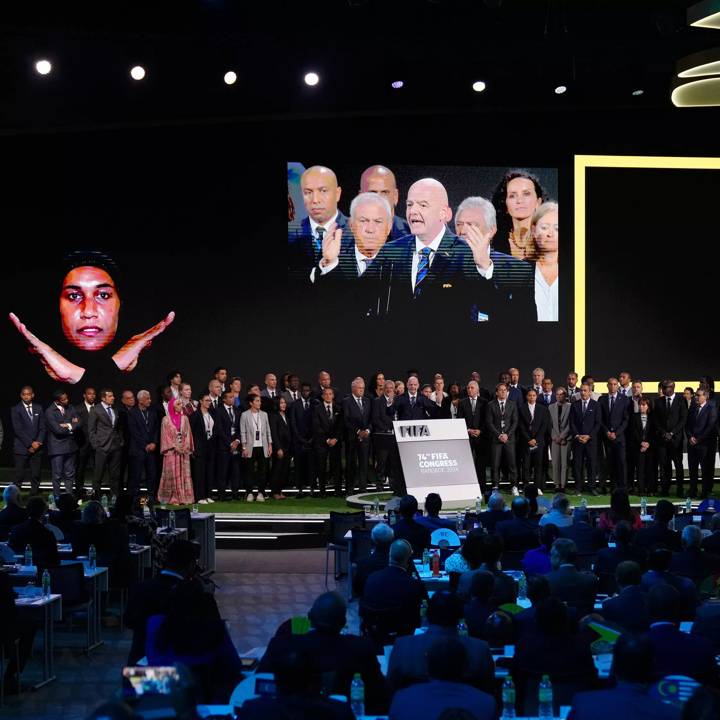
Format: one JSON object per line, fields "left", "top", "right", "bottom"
{"left": 535, "top": 264, "right": 558, "bottom": 321}
{"left": 308, "top": 210, "right": 339, "bottom": 241}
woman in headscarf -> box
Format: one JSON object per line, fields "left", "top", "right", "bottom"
{"left": 159, "top": 398, "right": 195, "bottom": 505}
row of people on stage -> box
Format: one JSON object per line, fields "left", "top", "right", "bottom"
{"left": 289, "top": 165, "right": 559, "bottom": 322}
{"left": 6, "top": 365, "right": 719, "bottom": 504}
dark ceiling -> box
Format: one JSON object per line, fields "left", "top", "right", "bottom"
{"left": 0, "top": 0, "right": 717, "bottom": 132}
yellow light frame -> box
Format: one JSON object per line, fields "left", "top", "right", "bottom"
{"left": 574, "top": 154, "right": 720, "bottom": 389}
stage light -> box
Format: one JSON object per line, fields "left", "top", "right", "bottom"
{"left": 554, "top": 85, "right": 567, "bottom": 94}
{"left": 688, "top": 0, "right": 720, "bottom": 29}
{"left": 130, "top": 65, "right": 146, "bottom": 81}
{"left": 224, "top": 71, "right": 237, "bottom": 85}
{"left": 304, "top": 72, "right": 319, "bottom": 86}
{"left": 472, "top": 80, "right": 486, "bottom": 92}
{"left": 632, "top": 89, "right": 644, "bottom": 96}
{"left": 35, "top": 59, "right": 52, "bottom": 76}
{"left": 391, "top": 80, "right": 404, "bottom": 89}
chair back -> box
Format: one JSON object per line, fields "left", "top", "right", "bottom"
{"left": 47, "top": 562, "right": 90, "bottom": 607}
{"left": 349, "top": 527, "right": 373, "bottom": 563}
{"left": 358, "top": 599, "right": 410, "bottom": 649}
{"left": 327, "top": 511, "right": 365, "bottom": 546}
{"left": 45, "top": 523, "right": 64, "bottom": 541}
{"left": 501, "top": 550, "right": 525, "bottom": 571}
{"left": 430, "top": 528, "right": 461, "bottom": 548}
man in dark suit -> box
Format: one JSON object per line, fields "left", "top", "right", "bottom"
{"left": 598, "top": 378, "right": 631, "bottom": 491}
{"left": 371, "top": 380, "right": 404, "bottom": 496}
{"left": 546, "top": 538, "right": 598, "bottom": 618}
{"left": 126, "top": 390, "right": 159, "bottom": 501}
{"left": 352, "top": 522, "right": 394, "bottom": 598}
{"left": 477, "top": 493, "right": 512, "bottom": 533}
{"left": 560, "top": 506, "right": 606, "bottom": 554}
{"left": 641, "top": 548, "right": 698, "bottom": 620}
{"left": 670, "top": 524, "right": 720, "bottom": 586}
{"left": 600, "top": 561, "right": 650, "bottom": 633}
{"left": 457, "top": 380, "right": 489, "bottom": 494}
{"left": 312, "top": 387, "right": 343, "bottom": 497}
{"left": 392, "top": 495, "right": 432, "bottom": 558}
{"left": 685, "top": 387, "right": 718, "bottom": 498}
{"left": 495, "top": 497, "right": 539, "bottom": 552}
{"left": 310, "top": 371, "right": 339, "bottom": 404}
{"left": 569, "top": 384, "right": 601, "bottom": 495}
{"left": 342, "top": 378, "right": 372, "bottom": 494}
{"left": 88, "top": 388, "right": 124, "bottom": 498}
{"left": 486, "top": 382, "right": 518, "bottom": 490}
{"left": 701, "top": 512, "right": 720, "bottom": 553}
{"left": 117, "top": 390, "right": 136, "bottom": 492}
{"left": 74, "top": 386, "right": 96, "bottom": 499}
{"left": 0, "top": 484, "right": 27, "bottom": 536}
{"left": 259, "top": 591, "right": 390, "bottom": 715}
{"left": 45, "top": 390, "right": 80, "bottom": 496}
{"left": 654, "top": 380, "right": 688, "bottom": 497}
{"left": 289, "top": 382, "right": 315, "bottom": 498}
{"left": 506, "top": 368, "right": 526, "bottom": 405}
{"left": 517, "top": 388, "right": 550, "bottom": 488}
{"left": 359, "top": 164, "right": 411, "bottom": 241}
{"left": 634, "top": 499, "right": 681, "bottom": 551}
{"left": 10, "top": 385, "right": 46, "bottom": 495}
{"left": 214, "top": 389, "right": 241, "bottom": 501}
{"left": 288, "top": 165, "right": 349, "bottom": 277}
{"left": 395, "top": 375, "right": 437, "bottom": 421}
{"left": 8, "top": 496, "right": 59, "bottom": 567}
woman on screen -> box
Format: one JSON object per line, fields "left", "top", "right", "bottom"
{"left": 491, "top": 169, "right": 546, "bottom": 260}
{"left": 531, "top": 201, "right": 559, "bottom": 322}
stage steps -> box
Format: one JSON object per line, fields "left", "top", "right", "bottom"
{"left": 215, "top": 513, "right": 329, "bottom": 549}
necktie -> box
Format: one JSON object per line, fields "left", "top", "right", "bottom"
{"left": 500, "top": 402, "right": 505, "bottom": 415}
{"left": 327, "top": 404, "right": 332, "bottom": 419}
{"left": 270, "top": 390, "right": 275, "bottom": 398}
{"left": 106, "top": 406, "right": 114, "bottom": 425}
{"left": 315, "top": 226, "right": 325, "bottom": 255}
{"left": 667, "top": 397, "right": 671, "bottom": 411}
{"left": 410, "top": 395, "right": 416, "bottom": 407}
{"left": 360, "top": 257, "right": 372, "bottom": 275}
{"left": 213, "top": 398, "right": 218, "bottom": 409}
{"left": 471, "top": 398, "right": 476, "bottom": 413}
{"left": 26, "top": 405, "right": 32, "bottom": 420}
{"left": 583, "top": 401, "right": 587, "bottom": 415}
{"left": 545, "top": 394, "right": 550, "bottom": 404}
{"left": 414, "top": 247, "right": 431, "bottom": 297}
{"left": 610, "top": 395, "right": 614, "bottom": 412}
{"left": 228, "top": 407, "right": 234, "bottom": 423}
{"left": 142, "top": 410, "right": 148, "bottom": 425}
{"left": 304, "top": 400, "right": 309, "bottom": 410}
{"left": 356, "top": 397, "right": 363, "bottom": 411}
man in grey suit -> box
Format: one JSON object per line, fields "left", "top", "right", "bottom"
{"left": 45, "top": 390, "right": 80, "bottom": 496}
{"left": 88, "top": 388, "right": 124, "bottom": 498}
{"left": 387, "top": 590, "right": 495, "bottom": 693}
{"left": 240, "top": 393, "right": 273, "bottom": 502}
{"left": 549, "top": 387, "right": 572, "bottom": 491}
{"left": 486, "top": 383, "right": 518, "bottom": 491}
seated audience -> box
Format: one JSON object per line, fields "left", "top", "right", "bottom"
{"left": 539, "top": 493, "right": 573, "bottom": 528}
{"left": 389, "top": 637, "right": 496, "bottom": 720}
{"left": 641, "top": 547, "right": 699, "bottom": 619}
{"left": 644, "top": 583, "right": 716, "bottom": 684}
{"left": 670, "top": 524, "right": 720, "bottom": 586}
{"left": 259, "top": 592, "right": 390, "bottom": 714}
{"left": 514, "top": 575, "right": 552, "bottom": 638}
{"left": 597, "top": 489, "right": 642, "bottom": 533}
{"left": 600, "top": 561, "right": 650, "bottom": 633}
{"left": 392, "top": 495, "right": 431, "bottom": 558}
{"left": 458, "top": 534, "right": 517, "bottom": 605}
{"left": 569, "top": 633, "right": 681, "bottom": 720}
{"left": 125, "top": 539, "right": 200, "bottom": 664}
{"left": 464, "top": 572, "right": 497, "bottom": 639}
{"left": 352, "top": 522, "right": 394, "bottom": 598}
{"left": 594, "top": 521, "right": 647, "bottom": 580}
{"left": 0, "top": 484, "right": 27, "bottom": 539}
{"left": 414, "top": 492, "right": 456, "bottom": 531}
{"left": 559, "top": 506, "right": 606, "bottom": 554}
{"left": 445, "top": 528, "right": 484, "bottom": 575}
{"left": 692, "top": 596, "right": 720, "bottom": 652}
{"left": 634, "top": 499, "right": 681, "bottom": 551}
{"left": 495, "top": 497, "right": 539, "bottom": 552}
{"left": 701, "top": 512, "right": 720, "bottom": 554}
{"left": 48, "top": 492, "right": 81, "bottom": 542}
{"left": 110, "top": 492, "right": 157, "bottom": 546}
{"left": 362, "top": 539, "right": 425, "bottom": 635}
{"left": 8, "top": 496, "right": 59, "bottom": 567}
{"left": 0, "top": 571, "right": 37, "bottom": 692}
{"left": 523, "top": 483, "right": 545, "bottom": 521}
{"left": 546, "top": 538, "right": 598, "bottom": 618}
{"left": 388, "top": 591, "right": 494, "bottom": 693}
{"left": 477, "top": 493, "right": 512, "bottom": 533}
{"left": 522, "top": 523, "right": 560, "bottom": 576}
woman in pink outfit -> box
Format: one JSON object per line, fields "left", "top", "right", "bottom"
{"left": 159, "top": 398, "right": 195, "bottom": 505}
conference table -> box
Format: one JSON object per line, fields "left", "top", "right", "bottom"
{"left": 191, "top": 512, "right": 216, "bottom": 572}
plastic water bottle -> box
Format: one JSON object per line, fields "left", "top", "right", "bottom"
{"left": 169, "top": 510, "right": 176, "bottom": 530}
{"left": 640, "top": 496, "right": 648, "bottom": 517}
{"left": 422, "top": 548, "right": 430, "bottom": 573}
{"left": 111, "top": 494, "right": 117, "bottom": 508}
{"left": 538, "top": 674, "right": 553, "bottom": 718}
{"left": 518, "top": 572, "right": 527, "bottom": 601}
{"left": 580, "top": 497, "right": 588, "bottom": 509}
{"left": 475, "top": 496, "right": 482, "bottom": 515}
{"left": 24, "top": 544, "right": 32, "bottom": 567}
{"left": 350, "top": 673, "right": 365, "bottom": 717}
{"left": 685, "top": 496, "right": 693, "bottom": 513}
{"left": 457, "top": 618, "right": 468, "bottom": 637}
{"left": 89, "top": 544, "right": 97, "bottom": 570}
{"left": 388, "top": 508, "right": 396, "bottom": 526}
{"left": 501, "top": 676, "right": 516, "bottom": 718}
{"left": 456, "top": 511, "right": 463, "bottom": 533}
{"left": 431, "top": 550, "right": 441, "bottom": 577}
{"left": 101, "top": 494, "right": 109, "bottom": 512}
{"left": 42, "top": 569, "right": 51, "bottom": 598}
{"left": 48, "top": 493, "right": 56, "bottom": 510}
{"left": 373, "top": 497, "right": 380, "bottom": 517}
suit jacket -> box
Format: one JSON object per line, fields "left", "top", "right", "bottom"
{"left": 353, "top": 548, "right": 390, "bottom": 598}
{"left": 486, "top": 399, "right": 518, "bottom": 443}
{"left": 10, "top": 401, "right": 46, "bottom": 455}
{"left": 598, "top": 394, "right": 630, "bottom": 442}
{"left": 389, "top": 680, "right": 496, "bottom": 720}
{"left": 537, "top": 390, "right": 556, "bottom": 407}
{"left": 289, "top": 396, "right": 314, "bottom": 449}
{"left": 685, "top": 402, "right": 718, "bottom": 445}
{"left": 653, "top": 395, "right": 688, "bottom": 447}
{"left": 45, "top": 403, "right": 79, "bottom": 455}
{"left": 8, "top": 518, "right": 60, "bottom": 566}
{"left": 312, "top": 401, "right": 343, "bottom": 448}
{"left": 190, "top": 410, "right": 215, "bottom": 458}
{"left": 569, "top": 398, "right": 600, "bottom": 440}
{"left": 280, "top": 389, "right": 301, "bottom": 407}
{"left": 559, "top": 521, "right": 606, "bottom": 554}
{"left": 341, "top": 395, "right": 372, "bottom": 441}
{"left": 507, "top": 384, "right": 525, "bottom": 404}
{"left": 518, "top": 403, "right": 549, "bottom": 447}
{"left": 630, "top": 412, "right": 655, "bottom": 449}
{"left": 362, "top": 565, "right": 425, "bottom": 630}
{"left": 371, "top": 395, "right": 397, "bottom": 433}
{"left": 645, "top": 623, "right": 717, "bottom": 684}
{"left": 74, "top": 402, "right": 93, "bottom": 448}
{"left": 288, "top": 211, "right": 350, "bottom": 275}
{"left": 634, "top": 522, "right": 681, "bottom": 552}
{"left": 395, "top": 393, "right": 437, "bottom": 421}
{"left": 269, "top": 412, "right": 292, "bottom": 453}
{"left": 601, "top": 585, "right": 650, "bottom": 633}
{"left": 477, "top": 509, "right": 512, "bottom": 534}
{"left": 495, "top": 517, "right": 539, "bottom": 552}
{"left": 457, "top": 396, "right": 488, "bottom": 434}
{"left": 88, "top": 404, "right": 123, "bottom": 452}
{"left": 670, "top": 547, "right": 720, "bottom": 586}
{"left": 387, "top": 625, "right": 495, "bottom": 692}
{"left": 127, "top": 405, "right": 160, "bottom": 457}
{"left": 546, "top": 565, "right": 599, "bottom": 617}
{"left": 570, "top": 682, "right": 682, "bottom": 720}
{"left": 391, "top": 214, "right": 410, "bottom": 240}
{"left": 0, "top": 504, "right": 28, "bottom": 530}
{"left": 692, "top": 599, "right": 720, "bottom": 652}
{"left": 214, "top": 403, "right": 240, "bottom": 454}
{"left": 549, "top": 401, "right": 571, "bottom": 442}
{"left": 239, "top": 410, "right": 272, "bottom": 456}
{"left": 392, "top": 518, "right": 432, "bottom": 559}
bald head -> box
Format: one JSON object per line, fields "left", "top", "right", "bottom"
{"left": 406, "top": 178, "right": 451, "bottom": 243}
{"left": 308, "top": 591, "right": 346, "bottom": 633}
{"left": 360, "top": 165, "right": 399, "bottom": 212}
{"left": 301, "top": 165, "right": 341, "bottom": 224}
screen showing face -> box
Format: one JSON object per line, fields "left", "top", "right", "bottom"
{"left": 288, "top": 162, "right": 559, "bottom": 324}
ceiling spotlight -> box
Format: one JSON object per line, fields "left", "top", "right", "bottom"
{"left": 391, "top": 80, "right": 404, "bottom": 89}
{"left": 130, "top": 65, "right": 146, "bottom": 81}
{"left": 224, "top": 71, "right": 237, "bottom": 85}
{"left": 472, "top": 80, "right": 487, "bottom": 92}
{"left": 632, "top": 88, "right": 644, "bottom": 96}
{"left": 554, "top": 85, "right": 567, "bottom": 94}
{"left": 304, "top": 72, "right": 320, "bottom": 86}
{"left": 35, "top": 59, "right": 52, "bottom": 76}
{"left": 688, "top": 0, "right": 720, "bottom": 29}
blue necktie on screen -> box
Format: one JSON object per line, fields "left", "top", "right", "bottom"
{"left": 314, "top": 226, "right": 325, "bottom": 256}
{"left": 414, "top": 247, "right": 431, "bottom": 297}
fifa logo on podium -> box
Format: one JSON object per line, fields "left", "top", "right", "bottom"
{"left": 399, "top": 425, "right": 430, "bottom": 438}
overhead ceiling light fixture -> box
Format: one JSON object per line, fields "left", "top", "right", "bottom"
{"left": 130, "top": 65, "right": 146, "bottom": 81}
{"left": 672, "top": 22, "right": 720, "bottom": 106}
{"left": 391, "top": 80, "right": 404, "bottom": 89}
{"left": 35, "top": 59, "right": 52, "bottom": 75}
{"left": 688, "top": 0, "right": 720, "bottom": 29}
{"left": 224, "top": 71, "right": 237, "bottom": 85}
{"left": 554, "top": 85, "right": 567, "bottom": 94}
{"left": 472, "top": 80, "right": 486, "bottom": 92}
{"left": 304, "top": 72, "right": 320, "bottom": 86}
{"left": 632, "top": 89, "right": 644, "bottom": 96}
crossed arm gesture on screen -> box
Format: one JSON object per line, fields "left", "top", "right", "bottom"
{"left": 8, "top": 310, "right": 175, "bottom": 384}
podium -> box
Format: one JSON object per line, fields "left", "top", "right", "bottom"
{"left": 393, "top": 418, "right": 480, "bottom": 508}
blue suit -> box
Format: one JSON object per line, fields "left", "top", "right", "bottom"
{"left": 389, "top": 679, "right": 496, "bottom": 720}
{"left": 127, "top": 405, "right": 160, "bottom": 499}
{"left": 395, "top": 393, "right": 437, "bottom": 421}
{"left": 288, "top": 211, "right": 349, "bottom": 277}
{"left": 685, "top": 402, "right": 718, "bottom": 497}
{"left": 45, "top": 403, "right": 80, "bottom": 495}
{"left": 10, "top": 401, "right": 46, "bottom": 494}
{"left": 598, "top": 393, "right": 631, "bottom": 488}
{"left": 569, "top": 398, "right": 600, "bottom": 493}
{"left": 507, "top": 384, "right": 525, "bottom": 404}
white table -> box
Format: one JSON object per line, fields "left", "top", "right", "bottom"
{"left": 14, "top": 593, "right": 62, "bottom": 688}
{"left": 130, "top": 545, "right": 152, "bottom": 583}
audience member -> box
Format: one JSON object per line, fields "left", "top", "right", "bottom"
{"left": 669, "top": 524, "right": 720, "bottom": 586}
{"left": 600, "top": 561, "right": 650, "bottom": 633}
{"left": 458, "top": 534, "right": 517, "bottom": 605}
{"left": 691, "top": 595, "right": 720, "bottom": 652}
{"left": 8, "top": 496, "right": 59, "bottom": 567}
{"left": 476, "top": 492, "right": 512, "bottom": 533}
{"left": 463, "top": 571, "right": 497, "bottom": 639}
{"left": 352, "top": 522, "right": 393, "bottom": 597}
{"left": 539, "top": 493, "right": 573, "bottom": 528}
{"left": 48, "top": 492, "right": 81, "bottom": 542}
{"left": 681, "top": 687, "right": 720, "bottom": 720}
{"left": 414, "top": 493, "right": 456, "bottom": 531}
{"left": 0, "top": 484, "right": 27, "bottom": 539}
{"left": 559, "top": 506, "right": 606, "bottom": 554}
{"left": 513, "top": 575, "right": 552, "bottom": 637}
{"left": 597, "top": 489, "right": 642, "bottom": 532}
{"left": 634, "top": 499, "right": 680, "bottom": 551}
{"left": 392, "top": 495, "right": 432, "bottom": 558}
{"left": 641, "top": 547, "right": 699, "bottom": 619}
{"left": 594, "top": 521, "right": 647, "bottom": 580}
{"left": 546, "top": 538, "right": 598, "bottom": 617}
{"left": 495, "top": 497, "right": 539, "bottom": 552}
{"left": 0, "top": 571, "right": 37, "bottom": 693}
{"left": 701, "top": 512, "right": 720, "bottom": 553}
{"left": 445, "top": 527, "right": 483, "bottom": 574}
{"left": 522, "top": 523, "right": 560, "bottom": 576}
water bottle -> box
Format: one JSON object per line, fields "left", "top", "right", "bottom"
{"left": 388, "top": 508, "right": 396, "bottom": 526}
{"left": 685, "top": 496, "right": 693, "bottom": 513}
{"left": 420, "top": 599, "right": 429, "bottom": 628}
{"left": 42, "top": 569, "right": 51, "bottom": 598}
{"left": 350, "top": 673, "right": 365, "bottom": 717}
{"left": 89, "top": 544, "right": 97, "bottom": 570}
{"left": 101, "top": 494, "right": 109, "bottom": 512}
{"left": 24, "top": 544, "right": 33, "bottom": 567}
{"left": 501, "top": 675, "right": 516, "bottom": 718}
{"left": 431, "top": 550, "right": 440, "bottom": 577}
{"left": 48, "top": 493, "right": 56, "bottom": 510}
{"left": 457, "top": 618, "right": 468, "bottom": 637}
{"left": 475, "top": 496, "right": 482, "bottom": 515}
{"left": 538, "top": 674, "right": 553, "bottom": 718}
{"left": 640, "top": 496, "right": 648, "bottom": 517}
{"left": 518, "top": 572, "right": 527, "bottom": 601}
{"left": 111, "top": 494, "right": 117, "bottom": 508}
{"left": 373, "top": 497, "right": 380, "bottom": 517}
{"left": 580, "top": 497, "right": 588, "bottom": 509}
{"left": 456, "top": 511, "right": 463, "bottom": 533}
{"left": 422, "top": 548, "right": 430, "bottom": 573}
{"left": 169, "top": 510, "right": 176, "bottom": 530}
